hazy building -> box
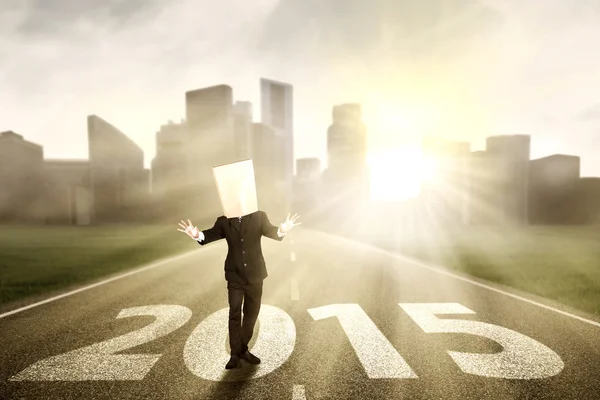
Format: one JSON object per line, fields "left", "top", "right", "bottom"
{"left": 467, "top": 150, "right": 506, "bottom": 224}
{"left": 574, "top": 177, "right": 600, "bottom": 224}
{"left": 293, "top": 158, "right": 321, "bottom": 217}
{"left": 88, "top": 115, "right": 147, "bottom": 223}
{"left": 0, "top": 131, "right": 46, "bottom": 222}
{"left": 296, "top": 157, "right": 321, "bottom": 181}
{"left": 260, "top": 78, "right": 294, "bottom": 212}
{"left": 186, "top": 85, "right": 234, "bottom": 140}
{"left": 43, "top": 160, "right": 92, "bottom": 225}
{"left": 251, "top": 123, "right": 279, "bottom": 211}
{"left": 327, "top": 103, "right": 367, "bottom": 173}
{"left": 325, "top": 103, "right": 369, "bottom": 202}
{"left": 151, "top": 120, "right": 189, "bottom": 198}
{"left": 185, "top": 85, "right": 236, "bottom": 215}
{"left": 316, "top": 103, "right": 370, "bottom": 227}
{"left": 186, "top": 85, "right": 236, "bottom": 169}
{"left": 233, "top": 101, "right": 253, "bottom": 160}
{"left": 529, "top": 154, "right": 580, "bottom": 224}
{"left": 420, "top": 137, "right": 471, "bottom": 226}
{"left": 485, "top": 135, "right": 531, "bottom": 224}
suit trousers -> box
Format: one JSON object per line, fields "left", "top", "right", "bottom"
{"left": 227, "top": 279, "right": 263, "bottom": 356}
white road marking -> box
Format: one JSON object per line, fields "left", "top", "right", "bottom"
{"left": 290, "top": 251, "right": 296, "bottom": 262}
{"left": 183, "top": 305, "right": 296, "bottom": 381}
{"left": 318, "top": 231, "right": 600, "bottom": 329}
{"left": 400, "top": 303, "right": 564, "bottom": 379}
{"left": 308, "top": 303, "right": 418, "bottom": 379}
{"left": 292, "top": 384, "right": 306, "bottom": 399}
{"left": 0, "top": 247, "right": 218, "bottom": 320}
{"left": 291, "top": 279, "right": 300, "bottom": 301}
{"left": 10, "top": 305, "right": 193, "bottom": 381}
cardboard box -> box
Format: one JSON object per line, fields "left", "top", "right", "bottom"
{"left": 212, "top": 159, "right": 258, "bottom": 217}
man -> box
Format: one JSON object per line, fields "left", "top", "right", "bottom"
{"left": 177, "top": 211, "right": 301, "bottom": 369}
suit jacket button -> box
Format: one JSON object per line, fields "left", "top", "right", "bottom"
{"left": 241, "top": 239, "right": 244, "bottom": 242}
{"left": 244, "top": 263, "right": 247, "bottom": 266}
{"left": 242, "top": 251, "right": 245, "bottom": 254}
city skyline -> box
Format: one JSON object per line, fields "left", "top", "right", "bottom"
{"left": 2, "top": 0, "right": 600, "bottom": 177}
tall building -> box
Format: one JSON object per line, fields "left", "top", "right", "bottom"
{"left": 420, "top": 137, "right": 471, "bottom": 225}
{"left": 529, "top": 154, "right": 580, "bottom": 224}
{"left": 467, "top": 150, "right": 503, "bottom": 224}
{"left": 327, "top": 103, "right": 367, "bottom": 173}
{"left": 151, "top": 120, "right": 189, "bottom": 200}
{"left": 293, "top": 157, "right": 321, "bottom": 217}
{"left": 574, "top": 177, "right": 600, "bottom": 224}
{"left": 485, "top": 135, "right": 531, "bottom": 224}
{"left": 88, "top": 115, "right": 147, "bottom": 222}
{"left": 0, "top": 131, "right": 46, "bottom": 222}
{"left": 251, "top": 123, "right": 278, "bottom": 211}
{"left": 43, "top": 159, "right": 92, "bottom": 225}
{"left": 233, "top": 101, "right": 253, "bottom": 160}
{"left": 324, "top": 103, "right": 369, "bottom": 202}
{"left": 185, "top": 85, "right": 236, "bottom": 167}
{"left": 296, "top": 158, "right": 321, "bottom": 181}
{"left": 185, "top": 85, "right": 236, "bottom": 214}
{"left": 260, "top": 78, "right": 293, "bottom": 213}
{"left": 186, "top": 85, "right": 234, "bottom": 140}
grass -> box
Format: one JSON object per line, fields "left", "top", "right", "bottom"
{"left": 0, "top": 222, "right": 210, "bottom": 307}
{"left": 1, "top": 223, "right": 599, "bottom": 319}
{"left": 363, "top": 225, "right": 600, "bottom": 318}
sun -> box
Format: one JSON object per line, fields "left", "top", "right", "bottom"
{"left": 367, "top": 148, "right": 435, "bottom": 201}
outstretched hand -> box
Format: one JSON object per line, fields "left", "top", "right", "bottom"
{"left": 280, "top": 213, "right": 301, "bottom": 234}
{"left": 177, "top": 219, "right": 200, "bottom": 239}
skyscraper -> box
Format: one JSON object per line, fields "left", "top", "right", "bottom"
{"left": 233, "top": 101, "right": 253, "bottom": 160}
{"left": 87, "top": 115, "right": 145, "bottom": 223}
{"left": 260, "top": 78, "right": 293, "bottom": 213}
{"left": 0, "top": 131, "right": 45, "bottom": 222}
{"left": 43, "top": 159, "right": 92, "bottom": 225}
{"left": 485, "top": 135, "right": 531, "bottom": 224}
{"left": 185, "top": 85, "right": 236, "bottom": 214}
{"left": 251, "top": 123, "right": 277, "bottom": 211}
{"left": 529, "top": 154, "right": 580, "bottom": 224}
{"left": 186, "top": 85, "right": 234, "bottom": 141}
{"left": 296, "top": 158, "right": 321, "bottom": 181}
{"left": 293, "top": 157, "right": 321, "bottom": 218}
{"left": 151, "top": 120, "right": 189, "bottom": 201}
{"left": 325, "top": 103, "right": 369, "bottom": 202}
{"left": 327, "top": 103, "right": 367, "bottom": 172}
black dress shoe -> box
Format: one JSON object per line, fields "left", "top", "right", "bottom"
{"left": 225, "top": 355, "right": 242, "bottom": 369}
{"left": 241, "top": 350, "right": 261, "bottom": 365}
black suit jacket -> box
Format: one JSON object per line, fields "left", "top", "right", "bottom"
{"left": 198, "top": 210, "right": 284, "bottom": 285}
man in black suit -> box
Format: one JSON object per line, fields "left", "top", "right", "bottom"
{"left": 178, "top": 211, "right": 301, "bottom": 369}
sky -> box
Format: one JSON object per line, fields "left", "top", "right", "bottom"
{"left": 1, "top": 0, "right": 600, "bottom": 177}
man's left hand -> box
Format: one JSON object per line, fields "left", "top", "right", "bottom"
{"left": 280, "top": 213, "right": 301, "bottom": 234}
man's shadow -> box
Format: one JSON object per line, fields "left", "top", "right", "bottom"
{"left": 208, "top": 321, "right": 262, "bottom": 397}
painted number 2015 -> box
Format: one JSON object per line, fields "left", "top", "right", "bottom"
{"left": 9, "top": 303, "right": 563, "bottom": 382}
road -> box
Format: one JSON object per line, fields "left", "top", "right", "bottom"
{"left": 1, "top": 228, "right": 599, "bottom": 399}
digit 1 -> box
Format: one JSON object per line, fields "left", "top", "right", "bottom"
{"left": 307, "top": 303, "right": 417, "bottom": 379}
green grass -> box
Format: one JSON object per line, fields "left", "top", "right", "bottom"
{"left": 1, "top": 223, "right": 599, "bottom": 319}
{"left": 0, "top": 222, "right": 208, "bottom": 306}
{"left": 368, "top": 226, "right": 600, "bottom": 317}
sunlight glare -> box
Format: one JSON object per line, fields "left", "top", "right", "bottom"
{"left": 368, "top": 148, "right": 433, "bottom": 201}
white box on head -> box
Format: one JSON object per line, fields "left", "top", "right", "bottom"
{"left": 212, "top": 159, "right": 258, "bottom": 218}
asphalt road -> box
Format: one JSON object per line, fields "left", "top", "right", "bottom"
{"left": 1, "top": 229, "right": 599, "bottom": 400}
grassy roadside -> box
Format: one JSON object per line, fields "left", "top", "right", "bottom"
{"left": 1, "top": 223, "right": 599, "bottom": 319}
{"left": 0, "top": 222, "right": 206, "bottom": 307}
{"left": 360, "top": 226, "right": 600, "bottom": 318}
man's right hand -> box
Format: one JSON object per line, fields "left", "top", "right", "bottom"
{"left": 177, "top": 219, "right": 200, "bottom": 239}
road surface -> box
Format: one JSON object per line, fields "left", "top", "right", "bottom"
{"left": 1, "top": 229, "right": 599, "bottom": 399}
